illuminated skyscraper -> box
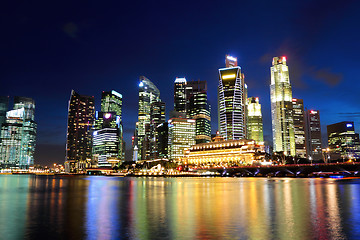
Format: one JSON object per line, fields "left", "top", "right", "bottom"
{"left": 218, "top": 55, "right": 246, "bottom": 140}
{"left": 134, "top": 76, "right": 161, "bottom": 160}
{"left": 327, "top": 121, "right": 360, "bottom": 160}
{"left": 270, "top": 57, "right": 295, "bottom": 156}
{"left": 65, "top": 90, "right": 95, "bottom": 172}
{"left": 0, "top": 97, "right": 36, "bottom": 168}
{"left": 292, "top": 99, "right": 306, "bottom": 158}
{"left": 246, "top": 97, "right": 263, "bottom": 143}
{"left": 149, "top": 101, "right": 166, "bottom": 159}
{"left": 93, "top": 90, "right": 124, "bottom": 167}
{"left": 305, "top": 109, "right": 322, "bottom": 161}
{"left": 168, "top": 118, "right": 196, "bottom": 161}
{"left": 187, "top": 80, "right": 211, "bottom": 144}
{"left": 174, "top": 77, "right": 187, "bottom": 114}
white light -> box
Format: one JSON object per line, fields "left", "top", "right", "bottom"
{"left": 139, "top": 82, "right": 144, "bottom": 87}
{"left": 226, "top": 55, "right": 237, "bottom": 61}
{"left": 175, "top": 77, "right": 187, "bottom": 83}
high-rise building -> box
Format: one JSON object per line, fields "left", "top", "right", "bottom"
{"left": 292, "top": 99, "right": 306, "bottom": 158}
{"left": 218, "top": 55, "right": 246, "bottom": 140}
{"left": 149, "top": 101, "right": 166, "bottom": 159}
{"left": 327, "top": 121, "right": 360, "bottom": 160}
{"left": 0, "top": 96, "right": 9, "bottom": 129}
{"left": 157, "top": 122, "right": 168, "bottom": 159}
{"left": 174, "top": 77, "right": 187, "bottom": 114}
{"left": 187, "top": 80, "right": 211, "bottom": 144}
{"left": 134, "top": 76, "right": 161, "bottom": 160}
{"left": 0, "top": 97, "right": 36, "bottom": 168}
{"left": 305, "top": 109, "right": 323, "bottom": 161}
{"left": 65, "top": 90, "right": 95, "bottom": 172}
{"left": 93, "top": 112, "right": 122, "bottom": 167}
{"left": 168, "top": 118, "right": 196, "bottom": 161}
{"left": 246, "top": 97, "right": 264, "bottom": 143}
{"left": 270, "top": 56, "right": 295, "bottom": 156}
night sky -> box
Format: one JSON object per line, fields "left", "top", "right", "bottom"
{"left": 1, "top": 0, "right": 359, "bottom": 165}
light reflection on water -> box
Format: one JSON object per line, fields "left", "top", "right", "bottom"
{"left": 0, "top": 176, "right": 359, "bottom": 239}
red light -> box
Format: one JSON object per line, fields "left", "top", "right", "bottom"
{"left": 282, "top": 56, "right": 286, "bottom": 61}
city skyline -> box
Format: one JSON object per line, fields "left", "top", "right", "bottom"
{"left": 1, "top": 0, "right": 359, "bottom": 164}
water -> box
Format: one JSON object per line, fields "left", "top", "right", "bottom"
{"left": 0, "top": 175, "right": 359, "bottom": 240}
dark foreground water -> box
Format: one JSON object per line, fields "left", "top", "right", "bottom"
{"left": 0, "top": 176, "right": 360, "bottom": 240}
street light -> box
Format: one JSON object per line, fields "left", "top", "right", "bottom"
{"left": 309, "top": 156, "right": 313, "bottom": 165}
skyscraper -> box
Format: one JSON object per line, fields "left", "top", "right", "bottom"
{"left": 149, "top": 101, "right": 166, "bottom": 159}
{"left": 305, "top": 109, "right": 322, "bottom": 161}
{"left": 174, "top": 77, "right": 187, "bottom": 114}
{"left": 218, "top": 55, "right": 246, "bottom": 140}
{"left": 270, "top": 56, "right": 295, "bottom": 156}
{"left": 0, "top": 96, "right": 9, "bottom": 129}
{"left": 134, "top": 76, "right": 161, "bottom": 160}
{"left": 0, "top": 97, "right": 36, "bottom": 168}
{"left": 246, "top": 97, "right": 264, "bottom": 143}
{"left": 327, "top": 121, "right": 360, "bottom": 160}
{"left": 187, "top": 80, "right": 211, "bottom": 144}
{"left": 168, "top": 118, "right": 196, "bottom": 161}
{"left": 292, "top": 99, "right": 306, "bottom": 158}
{"left": 65, "top": 90, "right": 95, "bottom": 172}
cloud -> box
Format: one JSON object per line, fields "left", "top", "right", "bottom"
{"left": 311, "top": 68, "right": 343, "bottom": 87}
{"left": 62, "top": 22, "right": 78, "bottom": 38}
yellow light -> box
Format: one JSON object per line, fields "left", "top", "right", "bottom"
{"left": 222, "top": 74, "right": 236, "bottom": 80}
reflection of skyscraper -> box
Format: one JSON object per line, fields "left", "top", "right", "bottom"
{"left": 305, "top": 109, "right": 322, "bottom": 160}
{"left": 168, "top": 118, "right": 196, "bottom": 161}
{"left": 65, "top": 90, "right": 95, "bottom": 172}
{"left": 292, "top": 99, "right": 306, "bottom": 158}
{"left": 218, "top": 55, "right": 246, "bottom": 140}
{"left": 270, "top": 57, "right": 295, "bottom": 156}
{"left": 246, "top": 97, "right": 263, "bottom": 143}
{"left": 0, "top": 97, "right": 36, "bottom": 168}
{"left": 134, "top": 76, "right": 161, "bottom": 160}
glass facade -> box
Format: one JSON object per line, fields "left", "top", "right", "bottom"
{"left": 292, "top": 99, "right": 306, "bottom": 158}
{"left": 174, "top": 77, "right": 187, "bottom": 114}
{"left": 305, "top": 109, "right": 322, "bottom": 161}
{"left": 0, "top": 97, "right": 36, "bottom": 169}
{"left": 134, "top": 76, "right": 161, "bottom": 160}
{"left": 270, "top": 57, "right": 295, "bottom": 156}
{"left": 246, "top": 97, "right": 264, "bottom": 143}
{"left": 218, "top": 55, "right": 246, "bottom": 140}
{"left": 65, "top": 90, "right": 95, "bottom": 172}
{"left": 168, "top": 118, "right": 196, "bottom": 161}
{"left": 149, "top": 101, "right": 166, "bottom": 159}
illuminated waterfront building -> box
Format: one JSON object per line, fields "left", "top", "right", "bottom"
{"left": 182, "top": 133, "right": 265, "bottom": 166}
{"left": 270, "top": 57, "right": 295, "bottom": 156}
{"left": 134, "top": 76, "right": 161, "bottom": 160}
{"left": 305, "top": 109, "right": 323, "bottom": 161}
{"left": 0, "top": 97, "right": 36, "bottom": 168}
{"left": 168, "top": 118, "right": 196, "bottom": 161}
{"left": 218, "top": 55, "right": 246, "bottom": 140}
{"left": 149, "top": 101, "right": 166, "bottom": 159}
{"left": 292, "top": 99, "right": 306, "bottom": 158}
{"left": 327, "top": 121, "right": 360, "bottom": 160}
{"left": 246, "top": 97, "right": 263, "bottom": 143}
{"left": 65, "top": 90, "right": 95, "bottom": 172}
{"left": 93, "top": 112, "right": 122, "bottom": 167}
{"left": 187, "top": 80, "right": 211, "bottom": 144}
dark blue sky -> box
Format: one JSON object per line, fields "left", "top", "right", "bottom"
{"left": 1, "top": 0, "right": 359, "bottom": 165}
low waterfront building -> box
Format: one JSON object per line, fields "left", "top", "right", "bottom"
{"left": 181, "top": 133, "right": 265, "bottom": 166}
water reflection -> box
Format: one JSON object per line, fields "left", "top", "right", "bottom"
{"left": 0, "top": 176, "right": 359, "bottom": 239}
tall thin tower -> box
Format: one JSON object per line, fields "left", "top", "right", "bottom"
{"left": 218, "top": 55, "right": 246, "bottom": 140}
{"left": 270, "top": 57, "right": 295, "bottom": 156}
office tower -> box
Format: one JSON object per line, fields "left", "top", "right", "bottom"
{"left": 157, "top": 122, "right": 168, "bottom": 159}
{"left": 0, "top": 96, "right": 9, "bottom": 128}
{"left": 174, "top": 77, "right": 187, "bottom": 114}
{"left": 270, "top": 56, "right": 295, "bottom": 156}
{"left": 187, "top": 80, "right": 211, "bottom": 144}
{"left": 292, "top": 99, "right": 306, "bottom": 158}
{"left": 65, "top": 90, "right": 95, "bottom": 172}
{"left": 149, "top": 101, "right": 166, "bottom": 159}
{"left": 168, "top": 118, "right": 196, "bottom": 161}
{"left": 246, "top": 97, "right": 264, "bottom": 143}
{"left": 134, "top": 76, "right": 161, "bottom": 160}
{"left": 93, "top": 112, "right": 122, "bottom": 167}
{"left": 0, "top": 97, "right": 36, "bottom": 168}
{"left": 305, "top": 109, "right": 322, "bottom": 161}
{"left": 327, "top": 121, "right": 360, "bottom": 160}
{"left": 218, "top": 55, "right": 246, "bottom": 140}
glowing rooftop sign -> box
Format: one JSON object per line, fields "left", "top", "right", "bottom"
{"left": 347, "top": 123, "right": 353, "bottom": 128}
{"left": 175, "top": 77, "right": 187, "bottom": 83}
{"left": 111, "top": 90, "right": 122, "bottom": 98}
{"left": 222, "top": 74, "right": 236, "bottom": 80}
{"left": 104, "top": 113, "right": 111, "bottom": 119}
{"left": 139, "top": 82, "right": 144, "bottom": 87}
{"left": 226, "top": 55, "right": 237, "bottom": 61}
